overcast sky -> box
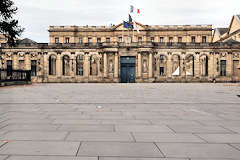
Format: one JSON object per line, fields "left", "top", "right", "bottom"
{"left": 13, "top": 0, "right": 240, "bottom": 42}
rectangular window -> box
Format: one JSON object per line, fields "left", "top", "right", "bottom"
{"left": 97, "top": 38, "right": 101, "bottom": 43}
{"left": 55, "top": 37, "right": 59, "bottom": 43}
{"left": 178, "top": 37, "right": 182, "bottom": 43}
{"left": 160, "top": 67, "right": 164, "bottom": 76}
{"left": 118, "top": 37, "right": 122, "bottom": 42}
{"left": 169, "top": 37, "right": 173, "bottom": 43}
{"left": 220, "top": 60, "right": 226, "bottom": 76}
{"left": 19, "top": 60, "right": 25, "bottom": 70}
{"left": 151, "top": 37, "right": 154, "bottom": 42}
{"left": 106, "top": 38, "right": 110, "bottom": 43}
{"left": 88, "top": 38, "right": 92, "bottom": 43}
{"left": 65, "top": 37, "right": 70, "bottom": 43}
{"left": 7, "top": 60, "right": 12, "bottom": 76}
{"left": 202, "top": 36, "right": 207, "bottom": 43}
{"left": 79, "top": 37, "right": 82, "bottom": 43}
{"left": 191, "top": 36, "right": 196, "bottom": 43}
{"left": 31, "top": 60, "right": 37, "bottom": 77}
{"left": 159, "top": 37, "right": 164, "bottom": 43}
{"left": 138, "top": 37, "right": 142, "bottom": 42}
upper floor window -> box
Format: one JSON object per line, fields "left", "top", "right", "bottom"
{"left": 202, "top": 36, "right": 207, "bottom": 43}
{"left": 178, "top": 37, "right": 182, "bottom": 43}
{"left": 79, "top": 37, "right": 83, "bottom": 43}
{"left": 65, "top": 37, "right": 70, "bottom": 43}
{"left": 55, "top": 37, "right": 59, "bottom": 44}
{"left": 151, "top": 37, "right": 154, "bottom": 42}
{"left": 106, "top": 38, "right": 110, "bottom": 43}
{"left": 159, "top": 37, "right": 164, "bottom": 43}
{"left": 118, "top": 37, "right": 122, "bottom": 42}
{"left": 191, "top": 36, "right": 196, "bottom": 43}
{"left": 97, "top": 38, "right": 101, "bottom": 43}
{"left": 88, "top": 38, "right": 92, "bottom": 43}
{"left": 169, "top": 37, "right": 173, "bottom": 43}
{"left": 138, "top": 37, "right": 142, "bottom": 42}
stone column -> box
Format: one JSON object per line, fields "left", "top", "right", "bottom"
{"left": 103, "top": 53, "right": 108, "bottom": 77}
{"left": 25, "top": 53, "right": 31, "bottom": 70}
{"left": 167, "top": 54, "right": 172, "bottom": 78}
{"left": 194, "top": 53, "right": 200, "bottom": 78}
{"left": 208, "top": 52, "right": 214, "bottom": 78}
{"left": 56, "top": 52, "right": 61, "bottom": 77}
{"left": 43, "top": 52, "right": 48, "bottom": 82}
{"left": 70, "top": 53, "right": 75, "bottom": 77}
{"left": 84, "top": 53, "right": 89, "bottom": 77}
{"left": 148, "top": 52, "right": 153, "bottom": 78}
{"left": 12, "top": 52, "right": 18, "bottom": 70}
{"left": 114, "top": 52, "right": 118, "bottom": 78}
{"left": 137, "top": 52, "right": 142, "bottom": 77}
{"left": 227, "top": 52, "right": 233, "bottom": 77}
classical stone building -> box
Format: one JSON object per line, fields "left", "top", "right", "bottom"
{"left": 0, "top": 20, "right": 240, "bottom": 83}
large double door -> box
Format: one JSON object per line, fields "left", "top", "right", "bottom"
{"left": 120, "top": 57, "right": 136, "bottom": 83}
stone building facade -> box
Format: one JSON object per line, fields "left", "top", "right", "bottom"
{"left": 0, "top": 22, "right": 240, "bottom": 83}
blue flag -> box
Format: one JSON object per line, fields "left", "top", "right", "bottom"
{"left": 123, "top": 21, "right": 133, "bottom": 29}
{"left": 129, "top": 14, "right": 133, "bottom": 23}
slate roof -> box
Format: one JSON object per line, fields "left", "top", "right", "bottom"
{"left": 216, "top": 28, "right": 228, "bottom": 35}
{"left": 17, "top": 38, "right": 37, "bottom": 44}
{"left": 225, "top": 38, "right": 240, "bottom": 44}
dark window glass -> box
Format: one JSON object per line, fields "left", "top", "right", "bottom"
{"left": 191, "top": 36, "right": 196, "bottom": 43}
{"left": 31, "top": 60, "right": 37, "bottom": 76}
{"left": 97, "top": 38, "right": 101, "bottom": 43}
{"left": 169, "top": 37, "right": 173, "bottom": 43}
{"left": 151, "top": 37, "right": 154, "bottom": 42}
{"left": 202, "top": 36, "right": 207, "bottom": 43}
{"left": 138, "top": 37, "right": 142, "bottom": 42}
{"left": 79, "top": 38, "right": 82, "bottom": 43}
{"left": 160, "top": 37, "right": 164, "bottom": 43}
{"left": 88, "top": 38, "right": 92, "bottom": 43}
{"left": 178, "top": 37, "right": 182, "bottom": 43}
{"left": 49, "top": 56, "right": 56, "bottom": 75}
{"left": 106, "top": 38, "right": 110, "bottom": 43}
{"left": 55, "top": 37, "right": 59, "bottom": 43}
{"left": 76, "top": 55, "right": 84, "bottom": 76}
{"left": 220, "top": 60, "right": 226, "bottom": 76}
{"left": 65, "top": 37, "right": 70, "bottom": 43}
{"left": 160, "top": 67, "right": 164, "bottom": 76}
{"left": 118, "top": 37, "right": 122, "bottom": 42}
{"left": 7, "top": 60, "right": 12, "bottom": 76}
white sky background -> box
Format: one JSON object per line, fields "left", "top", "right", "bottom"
{"left": 13, "top": 0, "right": 240, "bottom": 42}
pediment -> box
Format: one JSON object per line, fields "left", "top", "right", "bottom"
{"left": 228, "top": 15, "right": 240, "bottom": 35}
{"left": 113, "top": 23, "right": 146, "bottom": 31}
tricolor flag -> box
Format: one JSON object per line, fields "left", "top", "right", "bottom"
{"left": 130, "top": 5, "right": 134, "bottom": 13}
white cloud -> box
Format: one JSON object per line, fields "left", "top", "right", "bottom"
{"left": 12, "top": 0, "right": 240, "bottom": 42}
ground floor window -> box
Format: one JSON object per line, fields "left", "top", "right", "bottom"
{"left": 7, "top": 60, "right": 12, "bottom": 76}
{"left": 160, "top": 67, "right": 164, "bottom": 76}
{"left": 76, "top": 55, "right": 84, "bottom": 76}
{"left": 49, "top": 55, "right": 56, "bottom": 75}
{"left": 220, "top": 60, "right": 226, "bottom": 76}
{"left": 31, "top": 60, "right": 37, "bottom": 76}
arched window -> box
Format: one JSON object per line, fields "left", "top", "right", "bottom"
{"left": 49, "top": 55, "right": 56, "bottom": 75}
{"left": 76, "top": 55, "right": 84, "bottom": 76}
{"left": 62, "top": 55, "right": 70, "bottom": 76}
{"left": 90, "top": 55, "right": 98, "bottom": 76}
{"left": 200, "top": 55, "right": 208, "bottom": 76}
{"left": 172, "top": 55, "right": 181, "bottom": 76}
{"left": 185, "top": 55, "right": 194, "bottom": 76}
{"left": 159, "top": 55, "right": 167, "bottom": 76}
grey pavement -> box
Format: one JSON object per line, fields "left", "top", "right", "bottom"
{"left": 0, "top": 83, "right": 240, "bottom": 159}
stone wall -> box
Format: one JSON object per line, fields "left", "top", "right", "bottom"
{"left": 0, "top": 42, "right": 240, "bottom": 83}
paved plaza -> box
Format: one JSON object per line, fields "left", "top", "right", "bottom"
{"left": 0, "top": 83, "right": 240, "bottom": 160}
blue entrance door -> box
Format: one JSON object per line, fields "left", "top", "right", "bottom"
{"left": 120, "top": 57, "right": 136, "bottom": 83}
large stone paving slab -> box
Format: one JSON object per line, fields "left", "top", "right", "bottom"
{"left": 78, "top": 142, "right": 164, "bottom": 157}
{"left": 0, "top": 156, "right": 8, "bottom": 160}
{"left": 2, "top": 131, "right": 68, "bottom": 141}
{"left": 168, "top": 125, "right": 233, "bottom": 133}
{"left": 197, "top": 134, "right": 240, "bottom": 143}
{"left": 0, "top": 141, "right": 80, "bottom": 156}
{"left": 115, "top": 125, "right": 173, "bottom": 133}
{"left": 156, "top": 143, "right": 240, "bottom": 159}
{"left": 58, "top": 124, "right": 114, "bottom": 132}
{"left": 132, "top": 133, "right": 204, "bottom": 143}
{"left": 66, "top": 132, "right": 134, "bottom": 142}
{"left": 6, "top": 156, "right": 97, "bottom": 160}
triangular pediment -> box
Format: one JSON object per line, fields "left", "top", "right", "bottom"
{"left": 113, "top": 22, "right": 146, "bottom": 31}
{"left": 228, "top": 15, "right": 240, "bottom": 35}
